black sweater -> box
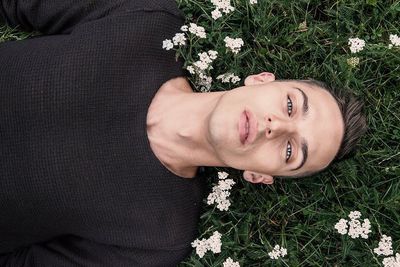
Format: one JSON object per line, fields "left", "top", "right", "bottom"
{"left": 0, "top": 1, "right": 206, "bottom": 266}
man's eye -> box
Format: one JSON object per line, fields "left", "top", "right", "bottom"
{"left": 287, "top": 96, "right": 293, "bottom": 116}
{"left": 286, "top": 142, "right": 292, "bottom": 162}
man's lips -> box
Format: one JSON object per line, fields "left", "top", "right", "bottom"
{"left": 239, "top": 109, "right": 257, "bottom": 145}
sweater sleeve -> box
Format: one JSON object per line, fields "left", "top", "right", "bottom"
{"left": 0, "top": 235, "right": 191, "bottom": 267}
{"left": 0, "top": 0, "right": 129, "bottom": 34}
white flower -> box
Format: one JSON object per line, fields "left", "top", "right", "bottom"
{"left": 186, "top": 50, "right": 219, "bottom": 91}
{"left": 192, "top": 231, "right": 222, "bottom": 258}
{"left": 208, "top": 50, "right": 218, "bottom": 60}
{"left": 198, "top": 52, "right": 212, "bottom": 64}
{"left": 193, "top": 60, "right": 209, "bottom": 71}
{"left": 348, "top": 37, "right": 366, "bottom": 53}
{"left": 211, "top": 9, "right": 223, "bottom": 20}
{"left": 191, "top": 238, "right": 208, "bottom": 258}
{"left": 218, "top": 179, "right": 235, "bottom": 191}
{"left": 188, "top": 23, "right": 207, "bottom": 38}
{"left": 162, "top": 39, "right": 173, "bottom": 50}
{"left": 268, "top": 244, "right": 287, "bottom": 259}
{"left": 281, "top": 248, "right": 288, "bottom": 257}
{"left": 360, "top": 219, "right": 372, "bottom": 239}
{"left": 216, "top": 198, "right": 231, "bottom": 211}
{"left": 224, "top": 36, "right": 244, "bottom": 54}
{"left": 198, "top": 72, "right": 213, "bottom": 91}
{"left": 180, "top": 25, "right": 188, "bottom": 32}
{"left": 347, "top": 218, "right": 371, "bottom": 239}
{"left": 223, "top": 257, "right": 240, "bottom": 267}
{"left": 216, "top": 74, "right": 230, "bottom": 83}
{"left": 207, "top": 188, "right": 230, "bottom": 205}
{"left": 207, "top": 186, "right": 230, "bottom": 203}
{"left": 216, "top": 73, "right": 241, "bottom": 84}
{"left": 249, "top": 0, "right": 257, "bottom": 4}
{"left": 211, "top": 0, "right": 235, "bottom": 14}
{"left": 207, "top": 191, "right": 218, "bottom": 204}
{"left": 207, "top": 173, "right": 235, "bottom": 211}
{"left": 347, "top": 219, "right": 361, "bottom": 238}
{"left": 389, "top": 34, "right": 400, "bottom": 47}
{"left": 374, "top": 235, "right": 394, "bottom": 256}
{"left": 218, "top": 171, "right": 229, "bottom": 179}
{"left": 188, "top": 50, "right": 218, "bottom": 74}
{"left": 382, "top": 253, "right": 400, "bottom": 267}
{"left": 334, "top": 218, "right": 349, "bottom": 235}
{"left": 231, "top": 75, "right": 241, "bottom": 84}
{"left": 334, "top": 211, "right": 371, "bottom": 239}
{"left": 349, "top": 211, "right": 362, "bottom": 220}
{"left": 172, "top": 33, "right": 186, "bottom": 46}
{"left": 207, "top": 231, "right": 222, "bottom": 253}
{"left": 187, "top": 66, "right": 196, "bottom": 75}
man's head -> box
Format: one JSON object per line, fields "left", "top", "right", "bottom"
{"left": 207, "top": 72, "right": 366, "bottom": 184}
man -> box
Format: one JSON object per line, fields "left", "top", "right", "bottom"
{"left": 0, "top": 0, "right": 366, "bottom": 266}
{"left": 148, "top": 73, "right": 365, "bottom": 183}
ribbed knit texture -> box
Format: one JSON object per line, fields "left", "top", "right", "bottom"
{"left": 0, "top": 1, "right": 206, "bottom": 266}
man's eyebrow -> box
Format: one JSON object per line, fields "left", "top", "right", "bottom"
{"left": 291, "top": 139, "right": 308, "bottom": 171}
{"left": 294, "top": 87, "right": 309, "bottom": 114}
{"left": 291, "top": 87, "right": 309, "bottom": 171}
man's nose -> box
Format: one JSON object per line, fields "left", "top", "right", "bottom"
{"left": 265, "top": 114, "right": 295, "bottom": 138}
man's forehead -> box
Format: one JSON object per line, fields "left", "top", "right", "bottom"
{"left": 301, "top": 86, "right": 344, "bottom": 172}
{"left": 272, "top": 79, "right": 344, "bottom": 174}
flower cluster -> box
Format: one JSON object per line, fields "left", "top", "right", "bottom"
{"left": 334, "top": 211, "right": 372, "bottom": 239}
{"left": 224, "top": 36, "right": 244, "bottom": 54}
{"left": 249, "top": 0, "right": 258, "bottom": 4}
{"left": 336, "top": 212, "right": 400, "bottom": 266}
{"left": 185, "top": 23, "right": 207, "bottom": 38}
{"left": 348, "top": 37, "right": 366, "bottom": 53}
{"left": 347, "top": 57, "right": 360, "bottom": 68}
{"left": 223, "top": 257, "right": 240, "bottom": 267}
{"left": 186, "top": 50, "right": 218, "bottom": 91}
{"left": 298, "top": 21, "right": 307, "bottom": 31}
{"left": 382, "top": 253, "right": 400, "bottom": 267}
{"left": 389, "top": 34, "right": 400, "bottom": 48}
{"left": 172, "top": 33, "right": 186, "bottom": 46}
{"left": 162, "top": 26, "right": 193, "bottom": 51}
{"left": 374, "top": 235, "right": 394, "bottom": 256}
{"left": 211, "top": 0, "right": 235, "bottom": 20}
{"left": 218, "top": 171, "right": 229, "bottom": 179}
{"left": 268, "top": 245, "right": 288, "bottom": 259}
{"left": 374, "top": 235, "right": 400, "bottom": 267}
{"left": 207, "top": 171, "right": 236, "bottom": 211}
{"left": 191, "top": 231, "right": 222, "bottom": 258}
{"left": 334, "top": 218, "right": 349, "bottom": 235}
{"left": 216, "top": 73, "right": 241, "bottom": 84}
{"left": 162, "top": 39, "right": 174, "bottom": 51}
{"left": 162, "top": 32, "right": 188, "bottom": 51}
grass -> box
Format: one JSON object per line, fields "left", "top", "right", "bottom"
{"left": 1, "top": 0, "right": 399, "bottom": 266}
{"left": 173, "top": 0, "right": 400, "bottom": 266}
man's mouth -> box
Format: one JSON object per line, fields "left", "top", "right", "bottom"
{"left": 239, "top": 109, "right": 256, "bottom": 145}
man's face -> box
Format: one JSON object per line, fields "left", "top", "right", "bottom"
{"left": 207, "top": 72, "right": 344, "bottom": 184}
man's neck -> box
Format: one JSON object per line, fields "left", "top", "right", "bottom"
{"left": 146, "top": 78, "right": 227, "bottom": 177}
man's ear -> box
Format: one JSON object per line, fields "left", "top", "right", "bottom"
{"left": 243, "top": 170, "right": 274, "bottom": 185}
{"left": 244, "top": 72, "right": 275, "bottom": 86}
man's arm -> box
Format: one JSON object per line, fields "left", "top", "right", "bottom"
{"left": 0, "top": 0, "right": 129, "bottom": 34}
{"left": 0, "top": 235, "right": 191, "bottom": 267}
